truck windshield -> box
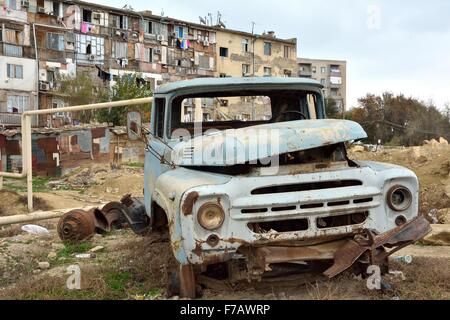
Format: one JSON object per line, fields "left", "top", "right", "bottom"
{"left": 170, "top": 90, "right": 322, "bottom": 138}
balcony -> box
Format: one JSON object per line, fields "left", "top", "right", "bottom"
{"left": 0, "top": 112, "right": 38, "bottom": 127}
{"left": 0, "top": 7, "right": 28, "bottom": 24}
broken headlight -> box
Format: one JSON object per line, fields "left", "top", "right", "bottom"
{"left": 387, "top": 185, "right": 412, "bottom": 212}
{"left": 197, "top": 202, "right": 225, "bottom": 230}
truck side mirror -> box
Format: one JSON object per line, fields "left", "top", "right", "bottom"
{"left": 127, "top": 111, "right": 142, "bottom": 141}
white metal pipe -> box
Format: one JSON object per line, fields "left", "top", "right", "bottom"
{"left": 0, "top": 207, "right": 97, "bottom": 226}
{"left": 22, "top": 97, "right": 153, "bottom": 116}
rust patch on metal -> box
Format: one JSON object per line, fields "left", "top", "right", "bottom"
{"left": 182, "top": 191, "right": 199, "bottom": 216}
{"left": 324, "top": 216, "right": 432, "bottom": 278}
{"left": 57, "top": 209, "right": 96, "bottom": 243}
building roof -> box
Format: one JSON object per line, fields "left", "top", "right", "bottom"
{"left": 298, "top": 58, "right": 347, "bottom": 64}
{"left": 154, "top": 77, "right": 322, "bottom": 95}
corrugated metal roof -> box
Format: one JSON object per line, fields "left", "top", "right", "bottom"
{"left": 154, "top": 77, "right": 323, "bottom": 95}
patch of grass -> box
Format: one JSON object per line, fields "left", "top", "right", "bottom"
{"left": 105, "top": 271, "right": 133, "bottom": 293}
{"left": 57, "top": 242, "right": 95, "bottom": 259}
{"left": 4, "top": 177, "right": 55, "bottom": 193}
{"left": 147, "top": 287, "right": 164, "bottom": 298}
{"left": 125, "top": 162, "right": 145, "bottom": 168}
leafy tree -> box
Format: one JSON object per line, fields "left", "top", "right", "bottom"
{"left": 325, "top": 97, "right": 341, "bottom": 119}
{"left": 57, "top": 72, "right": 107, "bottom": 123}
{"left": 350, "top": 92, "right": 450, "bottom": 146}
{"left": 95, "top": 74, "right": 153, "bottom": 126}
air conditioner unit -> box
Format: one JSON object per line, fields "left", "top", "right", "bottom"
{"left": 93, "top": 12, "right": 102, "bottom": 19}
{"left": 39, "top": 82, "right": 50, "bottom": 91}
{"left": 37, "top": 7, "right": 45, "bottom": 13}
{"left": 88, "top": 54, "right": 96, "bottom": 61}
{"left": 21, "top": 0, "right": 29, "bottom": 7}
{"left": 157, "top": 34, "right": 164, "bottom": 42}
{"left": 115, "top": 30, "right": 121, "bottom": 37}
{"left": 154, "top": 48, "right": 161, "bottom": 55}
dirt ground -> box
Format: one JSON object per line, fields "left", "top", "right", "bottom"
{"left": 0, "top": 147, "right": 449, "bottom": 300}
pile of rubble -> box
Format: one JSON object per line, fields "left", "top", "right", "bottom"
{"left": 46, "top": 165, "right": 144, "bottom": 191}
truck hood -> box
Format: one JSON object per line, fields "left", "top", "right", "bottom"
{"left": 171, "top": 119, "right": 367, "bottom": 167}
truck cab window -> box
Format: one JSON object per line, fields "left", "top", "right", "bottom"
{"left": 154, "top": 98, "right": 166, "bottom": 138}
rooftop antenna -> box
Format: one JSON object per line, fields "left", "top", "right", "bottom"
{"left": 199, "top": 16, "right": 207, "bottom": 25}
{"left": 251, "top": 21, "right": 256, "bottom": 34}
{"left": 208, "top": 13, "right": 213, "bottom": 26}
{"left": 161, "top": 8, "right": 165, "bottom": 16}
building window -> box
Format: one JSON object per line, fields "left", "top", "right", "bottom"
{"left": 4, "top": 28, "right": 23, "bottom": 45}
{"left": 53, "top": 2, "right": 61, "bottom": 17}
{"left": 312, "top": 66, "right": 317, "bottom": 73}
{"left": 219, "top": 47, "right": 229, "bottom": 57}
{"left": 321, "top": 67, "right": 326, "bottom": 74}
{"left": 4, "top": 44, "right": 23, "bottom": 57}
{"left": 7, "top": 95, "right": 29, "bottom": 113}
{"left": 219, "top": 73, "right": 227, "bottom": 78}
{"left": 4, "top": 0, "right": 16, "bottom": 10}
{"left": 242, "top": 64, "right": 250, "bottom": 76}
{"left": 264, "top": 42, "right": 272, "bottom": 56}
{"left": 76, "top": 34, "right": 105, "bottom": 56}
{"left": 264, "top": 67, "right": 272, "bottom": 77}
{"left": 144, "top": 21, "right": 153, "bottom": 34}
{"left": 47, "top": 33, "right": 65, "bottom": 51}
{"left": 7, "top": 64, "right": 23, "bottom": 79}
{"left": 242, "top": 38, "right": 249, "bottom": 52}
{"left": 176, "top": 26, "right": 184, "bottom": 38}
{"left": 144, "top": 47, "right": 153, "bottom": 63}
{"left": 112, "top": 15, "right": 128, "bottom": 30}
{"left": 112, "top": 41, "right": 128, "bottom": 58}
{"left": 82, "top": 9, "right": 92, "bottom": 23}
{"left": 320, "top": 78, "right": 326, "bottom": 85}
{"left": 284, "top": 46, "right": 290, "bottom": 59}
{"left": 284, "top": 69, "right": 292, "bottom": 77}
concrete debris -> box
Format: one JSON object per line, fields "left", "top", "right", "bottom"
{"left": 89, "top": 246, "right": 105, "bottom": 253}
{"left": 389, "top": 270, "right": 406, "bottom": 281}
{"left": 427, "top": 209, "right": 439, "bottom": 224}
{"left": 38, "top": 261, "right": 50, "bottom": 270}
{"left": 75, "top": 253, "right": 96, "bottom": 259}
{"left": 21, "top": 225, "right": 49, "bottom": 235}
{"left": 436, "top": 208, "right": 450, "bottom": 224}
{"left": 47, "top": 252, "right": 57, "bottom": 260}
{"left": 422, "top": 224, "right": 450, "bottom": 246}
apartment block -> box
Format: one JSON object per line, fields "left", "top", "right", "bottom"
{"left": 298, "top": 58, "right": 347, "bottom": 112}
{"left": 0, "top": 0, "right": 299, "bottom": 128}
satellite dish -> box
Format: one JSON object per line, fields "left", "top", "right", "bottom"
{"left": 64, "top": 5, "right": 81, "bottom": 30}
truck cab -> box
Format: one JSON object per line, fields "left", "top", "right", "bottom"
{"left": 138, "top": 77, "right": 430, "bottom": 298}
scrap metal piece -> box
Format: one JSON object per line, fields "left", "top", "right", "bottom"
{"left": 57, "top": 209, "right": 96, "bottom": 243}
{"left": 324, "top": 216, "right": 432, "bottom": 278}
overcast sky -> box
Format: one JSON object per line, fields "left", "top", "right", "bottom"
{"left": 88, "top": 0, "right": 450, "bottom": 109}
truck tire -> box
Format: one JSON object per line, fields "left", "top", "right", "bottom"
{"left": 167, "top": 264, "right": 198, "bottom": 299}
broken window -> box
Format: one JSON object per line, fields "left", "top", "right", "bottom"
{"left": 144, "top": 20, "right": 153, "bottom": 34}
{"left": 144, "top": 47, "right": 153, "bottom": 63}
{"left": 47, "top": 33, "right": 65, "bottom": 51}
{"left": 111, "top": 15, "right": 128, "bottom": 29}
{"left": 284, "top": 45, "right": 291, "bottom": 59}
{"left": 264, "top": 42, "right": 272, "bottom": 56}
{"left": 219, "top": 47, "right": 228, "bottom": 57}
{"left": 112, "top": 41, "right": 128, "bottom": 58}
{"left": 83, "top": 9, "right": 92, "bottom": 23}
{"left": 7, "top": 95, "right": 29, "bottom": 113}
{"left": 7, "top": 64, "right": 23, "bottom": 79}
{"left": 76, "top": 34, "right": 105, "bottom": 56}
{"left": 242, "top": 38, "right": 249, "bottom": 52}
{"left": 53, "top": 1, "right": 61, "bottom": 17}
{"left": 264, "top": 67, "right": 272, "bottom": 77}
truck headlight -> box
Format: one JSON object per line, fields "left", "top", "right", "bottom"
{"left": 197, "top": 203, "right": 225, "bottom": 230}
{"left": 387, "top": 186, "right": 412, "bottom": 212}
